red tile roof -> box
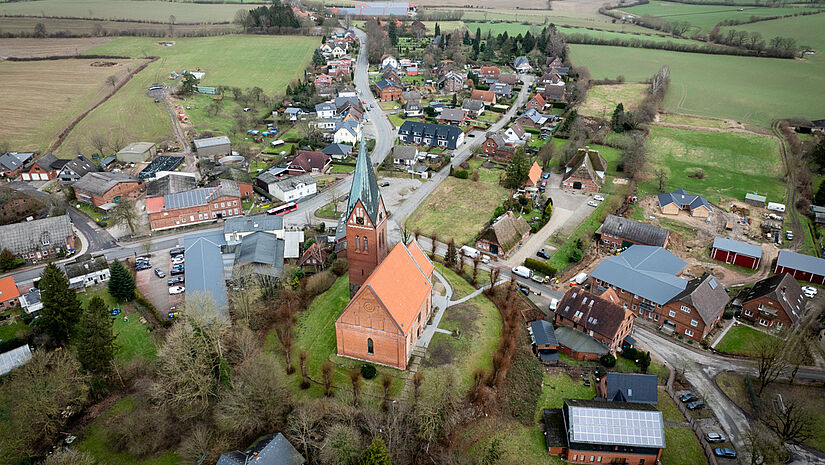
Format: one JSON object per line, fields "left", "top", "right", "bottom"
{"left": 0, "top": 276, "right": 20, "bottom": 304}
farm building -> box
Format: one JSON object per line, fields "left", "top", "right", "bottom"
{"left": 146, "top": 173, "right": 197, "bottom": 198}
{"left": 116, "top": 142, "right": 157, "bottom": 163}
{"left": 528, "top": 319, "right": 559, "bottom": 363}
{"left": 146, "top": 180, "right": 241, "bottom": 231}
{"left": 203, "top": 167, "right": 253, "bottom": 199}
{"left": 657, "top": 189, "right": 712, "bottom": 217}
{"left": 597, "top": 373, "right": 658, "bottom": 405}
{"left": 194, "top": 136, "right": 231, "bottom": 160}
{"left": 74, "top": 172, "right": 142, "bottom": 208}
{"left": 184, "top": 231, "right": 228, "bottom": 312}
{"left": 0, "top": 215, "right": 75, "bottom": 262}
{"left": 561, "top": 147, "right": 606, "bottom": 192}
{"left": 20, "top": 153, "right": 65, "bottom": 181}
{"left": 475, "top": 211, "right": 530, "bottom": 258}
{"left": 137, "top": 155, "right": 184, "bottom": 180}
{"left": 58, "top": 155, "right": 96, "bottom": 184}
{"left": 741, "top": 273, "right": 805, "bottom": 329}
{"left": 597, "top": 215, "right": 670, "bottom": 249}
{"left": 774, "top": 250, "right": 825, "bottom": 285}
{"left": 710, "top": 237, "right": 762, "bottom": 270}
{"left": 554, "top": 288, "right": 635, "bottom": 355}
{"left": 745, "top": 192, "right": 767, "bottom": 207}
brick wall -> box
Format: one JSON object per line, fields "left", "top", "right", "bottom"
{"left": 562, "top": 177, "right": 599, "bottom": 192}
{"left": 742, "top": 296, "right": 792, "bottom": 329}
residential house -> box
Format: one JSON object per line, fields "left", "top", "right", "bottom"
{"left": 741, "top": 273, "right": 805, "bottom": 329}
{"left": 400, "top": 91, "right": 422, "bottom": 105}
{"left": 18, "top": 288, "right": 42, "bottom": 316}
{"left": 561, "top": 147, "right": 606, "bottom": 192}
{"left": 471, "top": 89, "right": 496, "bottom": 105}
{"left": 374, "top": 79, "right": 403, "bottom": 101}
{"left": 398, "top": 121, "right": 464, "bottom": 149}
{"left": 591, "top": 245, "right": 729, "bottom": 342}
{"left": 64, "top": 254, "right": 110, "bottom": 289}
{"left": 598, "top": 214, "right": 670, "bottom": 249}
{"left": 503, "top": 123, "right": 527, "bottom": 145}
{"left": 490, "top": 82, "right": 513, "bottom": 98}
{"left": 288, "top": 151, "right": 331, "bottom": 175}
{"left": 461, "top": 99, "right": 485, "bottom": 117}
{"left": 381, "top": 54, "right": 399, "bottom": 71}
{"left": 482, "top": 132, "right": 514, "bottom": 160}
{"left": 657, "top": 189, "right": 712, "bottom": 218}
{"left": 322, "top": 143, "right": 353, "bottom": 160}
{"left": 554, "top": 288, "right": 635, "bottom": 354}
{"left": 264, "top": 174, "right": 317, "bottom": 202}
{"left": 382, "top": 68, "right": 403, "bottom": 85}
{"left": 527, "top": 162, "right": 542, "bottom": 187}
{"left": 333, "top": 121, "right": 361, "bottom": 145}
{"left": 298, "top": 242, "right": 328, "bottom": 273}
{"left": 547, "top": 56, "right": 564, "bottom": 68}
{"left": 193, "top": 136, "right": 231, "bottom": 160}
{"left": 479, "top": 65, "right": 501, "bottom": 80}
{"left": 331, "top": 44, "right": 347, "bottom": 58}
{"left": 517, "top": 108, "right": 553, "bottom": 129}
{"left": 553, "top": 325, "right": 609, "bottom": 361}
{"left": 314, "top": 73, "right": 333, "bottom": 87}
{"left": 774, "top": 250, "right": 825, "bottom": 285}
{"left": 146, "top": 181, "right": 241, "bottom": 231}
{"left": 217, "top": 433, "right": 304, "bottom": 465}
{"left": 529, "top": 319, "right": 559, "bottom": 363}
{"left": 335, "top": 241, "right": 434, "bottom": 370}
{"left": 315, "top": 102, "right": 337, "bottom": 119}
{"left": 710, "top": 237, "right": 762, "bottom": 270}
{"left": 0, "top": 215, "right": 75, "bottom": 262}
{"left": 316, "top": 85, "right": 338, "bottom": 98}
{"left": 0, "top": 187, "right": 47, "bottom": 225}
{"left": 116, "top": 142, "right": 156, "bottom": 163}
{"left": 58, "top": 155, "right": 96, "bottom": 184}
{"left": 284, "top": 107, "right": 306, "bottom": 121}
{"left": 74, "top": 172, "right": 142, "bottom": 208}
{"left": 526, "top": 93, "right": 548, "bottom": 112}
{"left": 0, "top": 152, "right": 34, "bottom": 177}
{"left": 597, "top": 373, "right": 659, "bottom": 405}
{"left": 437, "top": 71, "right": 466, "bottom": 93}
{"left": 476, "top": 211, "right": 530, "bottom": 258}
{"left": 745, "top": 192, "right": 767, "bottom": 207}
{"left": 0, "top": 276, "right": 20, "bottom": 311}
{"left": 438, "top": 108, "right": 467, "bottom": 125}
{"left": 392, "top": 145, "right": 418, "bottom": 166}
{"left": 498, "top": 73, "right": 519, "bottom": 86}
{"left": 404, "top": 101, "right": 423, "bottom": 117}
{"left": 513, "top": 56, "right": 532, "bottom": 73}
{"left": 543, "top": 399, "right": 665, "bottom": 464}
{"left": 21, "top": 153, "right": 64, "bottom": 181}
{"left": 405, "top": 62, "right": 419, "bottom": 76}
{"left": 223, "top": 215, "right": 284, "bottom": 244}
{"left": 541, "top": 72, "right": 566, "bottom": 101}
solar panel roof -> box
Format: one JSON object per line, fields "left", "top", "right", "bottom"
{"left": 567, "top": 404, "right": 665, "bottom": 449}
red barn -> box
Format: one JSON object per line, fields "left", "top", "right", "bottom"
{"left": 775, "top": 250, "right": 825, "bottom": 284}
{"left": 710, "top": 237, "right": 762, "bottom": 270}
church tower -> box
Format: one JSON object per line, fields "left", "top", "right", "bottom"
{"left": 345, "top": 138, "right": 388, "bottom": 295}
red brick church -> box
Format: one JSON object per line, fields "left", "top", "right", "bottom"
{"left": 334, "top": 139, "right": 434, "bottom": 369}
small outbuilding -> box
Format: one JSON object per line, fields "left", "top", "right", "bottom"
{"left": 774, "top": 250, "right": 825, "bottom": 285}
{"left": 194, "top": 136, "right": 231, "bottom": 160}
{"left": 116, "top": 142, "right": 157, "bottom": 163}
{"left": 710, "top": 237, "right": 762, "bottom": 270}
{"left": 745, "top": 192, "right": 767, "bottom": 207}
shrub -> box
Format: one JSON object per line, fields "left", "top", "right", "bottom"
{"left": 454, "top": 169, "right": 469, "bottom": 179}
{"left": 360, "top": 364, "right": 377, "bottom": 380}
{"left": 567, "top": 247, "right": 582, "bottom": 262}
{"left": 723, "top": 310, "right": 734, "bottom": 320}
{"left": 523, "top": 258, "right": 557, "bottom": 277}
{"left": 620, "top": 347, "right": 638, "bottom": 361}
{"left": 600, "top": 354, "right": 616, "bottom": 368}
{"left": 331, "top": 259, "right": 348, "bottom": 276}
{"left": 304, "top": 271, "right": 336, "bottom": 297}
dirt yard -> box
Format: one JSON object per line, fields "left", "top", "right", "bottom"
{"left": 0, "top": 37, "right": 114, "bottom": 58}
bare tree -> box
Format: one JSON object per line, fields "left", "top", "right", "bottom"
{"left": 457, "top": 247, "right": 466, "bottom": 274}
{"left": 108, "top": 197, "right": 141, "bottom": 236}
{"left": 321, "top": 360, "right": 334, "bottom": 397}
{"left": 184, "top": 291, "right": 230, "bottom": 359}
{"left": 88, "top": 133, "right": 109, "bottom": 157}
{"left": 487, "top": 266, "right": 500, "bottom": 293}
{"left": 400, "top": 225, "right": 411, "bottom": 244}
{"left": 287, "top": 404, "right": 323, "bottom": 462}
{"left": 743, "top": 424, "right": 788, "bottom": 465}
{"left": 752, "top": 338, "right": 788, "bottom": 396}
{"left": 763, "top": 397, "right": 813, "bottom": 443}
{"left": 349, "top": 369, "right": 362, "bottom": 407}
{"left": 654, "top": 168, "right": 668, "bottom": 193}
{"left": 109, "top": 129, "right": 127, "bottom": 153}
{"left": 380, "top": 373, "right": 393, "bottom": 411}
{"left": 140, "top": 239, "right": 152, "bottom": 256}
{"left": 106, "top": 74, "right": 118, "bottom": 89}
{"left": 413, "top": 372, "right": 424, "bottom": 405}
{"left": 414, "top": 227, "right": 421, "bottom": 242}
{"left": 430, "top": 232, "right": 438, "bottom": 259}
{"left": 472, "top": 255, "right": 481, "bottom": 285}
{"left": 299, "top": 349, "right": 310, "bottom": 389}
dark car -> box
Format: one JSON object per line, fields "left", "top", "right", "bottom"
{"left": 536, "top": 249, "right": 550, "bottom": 259}
{"left": 713, "top": 448, "right": 737, "bottom": 458}
{"left": 135, "top": 263, "right": 151, "bottom": 271}
{"left": 704, "top": 433, "right": 725, "bottom": 443}
{"left": 170, "top": 268, "right": 185, "bottom": 276}
{"left": 154, "top": 268, "right": 166, "bottom": 278}
{"left": 680, "top": 392, "right": 698, "bottom": 403}
{"left": 379, "top": 181, "right": 390, "bottom": 187}
{"left": 518, "top": 286, "right": 530, "bottom": 296}
{"left": 167, "top": 276, "right": 184, "bottom": 286}
{"left": 170, "top": 247, "right": 185, "bottom": 256}
{"left": 686, "top": 400, "right": 705, "bottom": 411}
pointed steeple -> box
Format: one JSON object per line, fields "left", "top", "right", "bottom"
{"left": 345, "top": 137, "right": 382, "bottom": 223}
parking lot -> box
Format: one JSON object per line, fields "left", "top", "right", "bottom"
{"left": 135, "top": 248, "right": 185, "bottom": 319}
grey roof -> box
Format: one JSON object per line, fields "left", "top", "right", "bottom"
{"left": 375, "top": 78, "right": 403, "bottom": 91}
{"left": 117, "top": 141, "right": 155, "bottom": 155}
{"left": 657, "top": 188, "right": 712, "bottom": 213}
{"left": 217, "top": 433, "right": 304, "bottom": 465}
{"left": 669, "top": 275, "right": 729, "bottom": 325}
{"left": 604, "top": 373, "right": 658, "bottom": 405}
{"left": 591, "top": 245, "right": 687, "bottom": 305}
{"left": 335, "top": 96, "right": 359, "bottom": 109}
{"left": 64, "top": 255, "right": 108, "bottom": 279}
{"left": 520, "top": 108, "right": 550, "bottom": 125}
{"left": 490, "top": 82, "right": 512, "bottom": 95}
{"left": 513, "top": 56, "right": 531, "bottom": 68}
{"left": 462, "top": 99, "right": 485, "bottom": 112}
{"left": 315, "top": 102, "right": 336, "bottom": 113}
{"left": 335, "top": 120, "right": 360, "bottom": 137}
{"left": 485, "top": 131, "right": 506, "bottom": 148}
{"left": 345, "top": 138, "right": 383, "bottom": 225}
{"left": 564, "top": 399, "right": 665, "bottom": 449}
{"left": 235, "top": 232, "right": 285, "bottom": 273}
{"left": 74, "top": 172, "right": 139, "bottom": 196}
{"left": 554, "top": 326, "right": 608, "bottom": 356}
{"left": 273, "top": 174, "right": 316, "bottom": 191}
{"left": 398, "top": 121, "right": 464, "bottom": 148}
{"left": 100, "top": 156, "right": 116, "bottom": 167}
{"left": 335, "top": 2, "right": 409, "bottom": 16}
{"left": 193, "top": 136, "right": 231, "bottom": 149}
{"left": 392, "top": 145, "right": 417, "bottom": 160}
{"left": 529, "top": 320, "right": 557, "bottom": 346}
{"left": 401, "top": 91, "right": 422, "bottom": 102}
{"left": 322, "top": 143, "right": 352, "bottom": 156}
{"left": 32, "top": 153, "right": 60, "bottom": 170}
{"left": 0, "top": 344, "right": 32, "bottom": 376}
{"left": 741, "top": 273, "right": 805, "bottom": 323}
{"left": 745, "top": 192, "right": 767, "bottom": 203}
{"left": 184, "top": 231, "right": 227, "bottom": 310}
{"left": 0, "top": 152, "right": 33, "bottom": 171}
{"left": 0, "top": 215, "right": 73, "bottom": 255}
{"left": 601, "top": 215, "right": 669, "bottom": 247}
{"left": 146, "top": 174, "right": 197, "bottom": 197}
{"left": 712, "top": 237, "right": 762, "bottom": 259}
{"left": 224, "top": 215, "right": 284, "bottom": 235}
{"left": 284, "top": 107, "right": 304, "bottom": 115}
{"left": 163, "top": 182, "right": 238, "bottom": 211}
{"left": 439, "top": 108, "right": 466, "bottom": 122}
{"left": 777, "top": 250, "right": 825, "bottom": 276}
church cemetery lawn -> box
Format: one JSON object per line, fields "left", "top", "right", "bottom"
{"left": 638, "top": 126, "right": 785, "bottom": 204}
{"left": 578, "top": 83, "right": 648, "bottom": 119}
{"left": 569, "top": 44, "right": 825, "bottom": 127}
{"left": 406, "top": 176, "right": 508, "bottom": 246}
{"left": 714, "top": 324, "right": 781, "bottom": 356}
{"left": 0, "top": 0, "right": 255, "bottom": 23}
{"left": 662, "top": 426, "right": 706, "bottom": 465}
{"left": 434, "top": 263, "right": 477, "bottom": 299}
{"left": 619, "top": 1, "right": 814, "bottom": 33}
{"left": 76, "top": 288, "right": 157, "bottom": 362}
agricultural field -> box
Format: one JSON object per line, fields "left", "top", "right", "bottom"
{"left": 0, "top": 57, "right": 144, "bottom": 154}
{"left": 658, "top": 113, "right": 736, "bottom": 130}
{"left": 719, "top": 12, "right": 825, "bottom": 50}
{"left": 0, "top": 17, "right": 241, "bottom": 36}
{"left": 577, "top": 83, "right": 648, "bottom": 118}
{"left": 619, "top": 1, "right": 819, "bottom": 33}
{"left": 465, "top": 21, "right": 697, "bottom": 44}
{"left": 406, "top": 173, "right": 508, "bottom": 246}
{"left": 0, "top": 0, "right": 253, "bottom": 23}
{"left": 0, "top": 37, "right": 113, "bottom": 57}
{"left": 569, "top": 44, "right": 825, "bottom": 127}
{"left": 639, "top": 126, "right": 784, "bottom": 204}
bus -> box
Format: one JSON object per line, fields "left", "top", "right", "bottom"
{"left": 267, "top": 202, "right": 297, "bottom": 215}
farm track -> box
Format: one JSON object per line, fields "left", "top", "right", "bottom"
{"left": 772, "top": 119, "right": 803, "bottom": 250}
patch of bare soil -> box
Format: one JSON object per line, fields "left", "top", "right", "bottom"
{"left": 90, "top": 61, "right": 118, "bottom": 67}
{"left": 0, "top": 37, "right": 113, "bottom": 58}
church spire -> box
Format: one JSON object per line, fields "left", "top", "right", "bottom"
{"left": 345, "top": 136, "right": 382, "bottom": 224}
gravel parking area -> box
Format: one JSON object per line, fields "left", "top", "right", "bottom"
{"left": 135, "top": 249, "right": 183, "bottom": 319}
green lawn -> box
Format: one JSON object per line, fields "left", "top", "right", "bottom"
{"left": 569, "top": 44, "right": 825, "bottom": 127}
{"left": 720, "top": 13, "right": 825, "bottom": 51}
{"left": 536, "top": 373, "right": 595, "bottom": 411}
{"left": 406, "top": 176, "right": 508, "bottom": 246}
{"left": 74, "top": 201, "right": 106, "bottom": 223}
{"left": 315, "top": 200, "right": 343, "bottom": 219}
{"left": 0, "top": 0, "right": 255, "bottom": 23}
{"left": 662, "top": 426, "right": 705, "bottom": 465}
{"left": 658, "top": 390, "right": 684, "bottom": 423}
{"left": 434, "top": 263, "right": 477, "bottom": 299}
{"left": 659, "top": 113, "right": 733, "bottom": 129}
{"left": 639, "top": 126, "right": 785, "bottom": 204}
{"left": 329, "top": 162, "right": 355, "bottom": 174}
{"left": 578, "top": 83, "right": 648, "bottom": 118}
{"left": 714, "top": 323, "right": 782, "bottom": 356}
{"left": 76, "top": 287, "right": 157, "bottom": 362}
{"left": 0, "top": 317, "right": 26, "bottom": 341}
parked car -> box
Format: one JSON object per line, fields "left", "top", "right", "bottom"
{"left": 170, "top": 247, "right": 185, "bottom": 256}
{"left": 169, "top": 286, "right": 185, "bottom": 295}
{"left": 536, "top": 248, "right": 550, "bottom": 259}
{"left": 543, "top": 173, "right": 550, "bottom": 179}
{"left": 587, "top": 200, "right": 598, "bottom": 207}
{"left": 594, "top": 195, "right": 605, "bottom": 201}
{"left": 154, "top": 268, "right": 165, "bottom": 278}
{"left": 531, "top": 274, "right": 546, "bottom": 284}
{"left": 171, "top": 256, "right": 185, "bottom": 265}
{"left": 512, "top": 266, "right": 532, "bottom": 279}
{"left": 686, "top": 400, "right": 705, "bottom": 411}
{"left": 801, "top": 285, "right": 818, "bottom": 298}
{"left": 549, "top": 298, "right": 559, "bottom": 311}
{"left": 786, "top": 230, "right": 794, "bottom": 240}
{"left": 170, "top": 268, "right": 185, "bottom": 276}
{"left": 167, "top": 276, "right": 185, "bottom": 286}
{"left": 380, "top": 181, "right": 390, "bottom": 187}
{"left": 136, "top": 263, "right": 151, "bottom": 271}
{"left": 680, "top": 392, "right": 698, "bottom": 403}
{"left": 517, "top": 285, "right": 530, "bottom": 296}
{"left": 713, "top": 448, "right": 737, "bottom": 458}
{"left": 704, "top": 433, "right": 726, "bottom": 443}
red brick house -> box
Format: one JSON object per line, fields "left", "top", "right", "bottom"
{"left": 374, "top": 79, "right": 403, "bottom": 101}
{"left": 437, "top": 71, "right": 465, "bottom": 93}
{"left": 298, "top": 242, "right": 328, "bottom": 273}
{"left": 0, "top": 215, "right": 75, "bottom": 263}
{"left": 526, "top": 93, "right": 547, "bottom": 112}
{"left": 554, "top": 288, "right": 635, "bottom": 354}
{"left": 21, "top": 153, "right": 63, "bottom": 181}
{"left": 146, "top": 180, "right": 241, "bottom": 231}
{"left": 774, "top": 250, "right": 825, "bottom": 285}
{"left": 73, "top": 172, "right": 142, "bottom": 207}
{"left": 482, "top": 132, "right": 515, "bottom": 161}
{"left": 471, "top": 89, "right": 496, "bottom": 105}
{"left": 561, "top": 147, "right": 606, "bottom": 192}
{"left": 741, "top": 273, "right": 806, "bottom": 329}
{"left": 711, "top": 237, "right": 762, "bottom": 270}
{"left": 288, "top": 151, "right": 330, "bottom": 175}
{"left": 476, "top": 211, "right": 530, "bottom": 258}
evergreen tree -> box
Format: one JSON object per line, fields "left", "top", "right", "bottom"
{"left": 108, "top": 260, "right": 135, "bottom": 302}
{"left": 434, "top": 22, "right": 440, "bottom": 38}
{"left": 388, "top": 21, "right": 398, "bottom": 46}
{"left": 463, "top": 29, "right": 470, "bottom": 45}
{"left": 38, "top": 263, "right": 82, "bottom": 345}
{"left": 611, "top": 103, "right": 626, "bottom": 133}
{"left": 358, "top": 437, "right": 391, "bottom": 465}
{"left": 0, "top": 248, "right": 24, "bottom": 272}
{"left": 312, "top": 49, "right": 325, "bottom": 67}
{"left": 180, "top": 72, "right": 200, "bottom": 94}
{"left": 77, "top": 296, "right": 115, "bottom": 375}
{"left": 504, "top": 148, "right": 531, "bottom": 189}
{"left": 815, "top": 181, "right": 825, "bottom": 206}
{"left": 451, "top": 93, "right": 457, "bottom": 106}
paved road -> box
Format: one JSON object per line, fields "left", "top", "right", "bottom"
{"left": 67, "top": 207, "right": 116, "bottom": 252}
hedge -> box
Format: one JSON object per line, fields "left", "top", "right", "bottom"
{"left": 523, "top": 258, "right": 557, "bottom": 277}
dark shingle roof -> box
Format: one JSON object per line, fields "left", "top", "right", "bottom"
{"left": 60, "top": 155, "right": 97, "bottom": 178}
{"left": 604, "top": 373, "right": 658, "bottom": 405}
{"left": 556, "top": 289, "right": 629, "bottom": 341}
{"left": 0, "top": 215, "right": 73, "bottom": 255}
{"left": 235, "top": 231, "right": 284, "bottom": 273}
{"left": 601, "top": 215, "right": 669, "bottom": 247}
{"left": 530, "top": 320, "right": 557, "bottom": 346}
{"left": 668, "top": 275, "right": 729, "bottom": 325}
{"left": 554, "top": 326, "right": 608, "bottom": 356}
{"left": 184, "top": 231, "right": 227, "bottom": 310}
{"left": 741, "top": 273, "right": 805, "bottom": 323}
{"left": 657, "top": 188, "right": 712, "bottom": 213}
{"left": 74, "top": 172, "right": 139, "bottom": 196}
{"left": 146, "top": 174, "right": 197, "bottom": 197}
{"left": 64, "top": 255, "right": 108, "bottom": 279}
{"left": 217, "top": 433, "right": 305, "bottom": 465}
{"left": 462, "top": 99, "right": 485, "bottom": 112}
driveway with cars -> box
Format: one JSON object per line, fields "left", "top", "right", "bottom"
{"left": 135, "top": 249, "right": 182, "bottom": 318}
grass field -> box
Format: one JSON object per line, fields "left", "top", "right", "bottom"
{"left": 639, "top": 126, "right": 785, "bottom": 204}
{"left": 406, "top": 175, "right": 507, "bottom": 245}
{"left": 662, "top": 426, "right": 706, "bottom": 465}
{"left": 578, "top": 83, "right": 648, "bottom": 118}
{"left": 0, "top": 0, "right": 254, "bottom": 23}
{"left": 714, "top": 323, "right": 781, "bottom": 356}
{"left": 569, "top": 44, "right": 825, "bottom": 127}
{"left": 464, "top": 20, "right": 699, "bottom": 44}
{"left": 0, "top": 57, "right": 142, "bottom": 154}
{"left": 76, "top": 287, "right": 157, "bottom": 363}
{"left": 0, "top": 37, "right": 113, "bottom": 57}
{"left": 720, "top": 12, "right": 825, "bottom": 50}
{"left": 620, "top": 1, "right": 819, "bottom": 33}
{"left": 659, "top": 113, "right": 734, "bottom": 130}
{"left": 0, "top": 17, "right": 241, "bottom": 36}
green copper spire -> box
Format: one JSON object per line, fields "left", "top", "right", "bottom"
{"left": 345, "top": 137, "right": 382, "bottom": 223}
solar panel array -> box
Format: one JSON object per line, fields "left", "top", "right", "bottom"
{"left": 568, "top": 406, "right": 665, "bottom": 448}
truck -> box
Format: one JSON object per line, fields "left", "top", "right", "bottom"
{"left": 512, "top": 266, "right": 532, "bottom": 279}
{"left": 570, "top": 272, "right": 588, "bottom": 286}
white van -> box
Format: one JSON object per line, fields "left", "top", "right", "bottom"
{"left": 460, "top": 246, "right": 480, "bottom": 259}
{"left": 570, "top": 272, "right": 588, "bottom": 285}
{"left": 767, "top": 202, "right": 786, "bottom": 212}
{"left": 512, "top": 266, "right": 532, "bottom": 279}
